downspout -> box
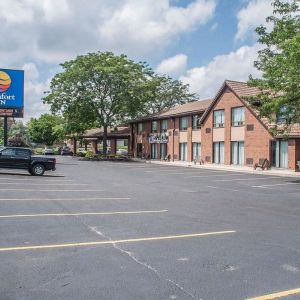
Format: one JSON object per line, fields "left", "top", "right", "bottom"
{"left": 172, "top": 117, "right": 175, "bottom": 162}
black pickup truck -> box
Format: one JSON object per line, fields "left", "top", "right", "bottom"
{"left": 0, "top": 147, "right": 56, "bottom": 176}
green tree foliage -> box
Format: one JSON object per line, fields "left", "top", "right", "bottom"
{"left": 8, "top": 121, "right": 31, "bottom": 147}
{"left": 249, "top": 0, "right": 300, "bottom": 129}
{"left": 141, "top": 75, "right": 197, "bottom": 115}
{"left": 44, "top": 52, "right": 153, "bottom": 155}
{"left": 27, "top": 114, "right": 65, "bottom": 146}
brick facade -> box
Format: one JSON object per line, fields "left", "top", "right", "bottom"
{"left": 130, "top": 81, "right": 300, "bottom": 171}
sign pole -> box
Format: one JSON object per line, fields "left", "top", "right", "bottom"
{"left": 3, "top": 116, "right": 8, "bottom": 146}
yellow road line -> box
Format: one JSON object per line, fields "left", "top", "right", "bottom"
{"left": 0, "top": 230, "right": 236, "bottom": 252}
{"left": 246, "top": 287, "right": 300, "bottom": 299}
{"left": 0, "top": 210, "right": 168, "bottom": 218}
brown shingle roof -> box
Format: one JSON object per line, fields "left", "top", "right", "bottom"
{"left": 132, "top": 99, "right": 213, "bottom": 122}
{"left": 82, "top": 127, "right": 130, "bottom": 138}
{"left": 225, "top": 80, "right": 262, "bottom": 97}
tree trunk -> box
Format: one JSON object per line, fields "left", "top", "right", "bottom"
{"left": 103, "top": 126, "right": 108, "bottom": 156}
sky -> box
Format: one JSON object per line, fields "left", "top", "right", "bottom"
{"left": 0, "top": 0, "right": 274, "bottom": 121}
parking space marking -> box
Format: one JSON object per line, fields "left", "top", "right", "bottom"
{"left": 214, "top": 177, "right": 280, "bottom": 182}
{"left": 0, "top": 210, "right": 168, "bottom": 219}
{"left": 252, "top": 182, "right": 300, "bottom": 188}
{"left": 0, "top": 182, "right": 88, "bottom": 186}
{"left": 0, "top": 197, "right": 130, "bottom": 201}
{"left": 0, "top": 230, "right": 236, "bottom": 252}
{"left": 0, "top": 177, "right": 73, "bottom": 182}
{"left": 206, "top": 185, "right": 240, "bottom": 192}
{"left": 0, "top": 189, "right": 105, "bottom": 192}
{"left": 246, "top": 287, "right": 300, "bottom": 299}
{"left": 184, "top": 173, "right": 245, "bottom": 179}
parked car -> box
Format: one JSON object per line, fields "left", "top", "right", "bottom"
{"left": 116, "top": 149, "right": 128, "bottom": 156}
{"left": 61, "top": 146, "right": 73, "bottom": 156}
{"left": 43, "top": 146, "right": 55, "bottom": 155}
{"left": 0, "top": 147, "right": 56, "bottom": 176}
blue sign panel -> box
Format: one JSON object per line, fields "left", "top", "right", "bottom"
{"left": 0, "top": 68, "right": 24, "bottom": 109}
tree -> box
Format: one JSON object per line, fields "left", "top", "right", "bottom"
{"left": 44, "top": 52, "right": 153, "bottom": 155}
{"left": 8, "top": 121, "right": 31, "bottom": 147}
{"left": 27, "top": 114, "right": 65, "bottom": 146}
{"left": 141, "top": 75, "right": 197, "bottom": 115}
{"left": 249, "top": 0, "right": 300, "bottom": 130}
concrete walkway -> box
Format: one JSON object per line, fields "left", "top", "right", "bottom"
{"left": 143, "top": 159, "right": 300, "bottom": 178}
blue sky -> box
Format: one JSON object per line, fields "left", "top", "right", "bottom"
{"left": 0, "top": 0, "right": 274, "bottom": 121}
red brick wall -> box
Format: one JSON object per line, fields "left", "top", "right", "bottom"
{"left": 288, "top": 139, "right": 300, "bottom": 171}
{"left": 201, "top": 87, "right": 272, "bottom": 166}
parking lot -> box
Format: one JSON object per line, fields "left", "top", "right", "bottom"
{"left": 0, "top": 157, "right": 300, "bottom": 300}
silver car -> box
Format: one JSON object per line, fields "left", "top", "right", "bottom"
{"left": 43, "top": 146, "right": 55, "bottom": 155}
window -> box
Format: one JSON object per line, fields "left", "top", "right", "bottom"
{"left": 232, "top": 107, "right": 245, "bottom": 126}
{"left": 15, "top": 149, "right": 31, "bottom": 157}
{"left": 213, "top": 110, "right": 225, "bottom": 128}
{"left": 151, "top": 121, "right": 158, "bottom": 133}
{"left": 231, "top": 141, "right": 244, "bottom": 165}
{"left": 180, "top": 117, "right": 188, "bottom": 131}
{"left": 192, "top": 143, "right": 201, "bottom": 160}
{"left": 277, "top": 106, "right": 288, "bottom": 124}
{"left": 160, "top": 143, "right": 167, "bottom": 160}
{"left": 151, "top": 144, "right": 158, "bottom": 159}
{"left": 161, "top": 119, "right": 168, "bottom": 133}
{"left": 179, "top": 143, "right": 187, "bottom": 161}
{"left": 138, "top": 123, "right": 143, "bottom": 134}
{"left": 272, "top": 140, "right": 288, "bottom": 168}
{"left": 1, "top": 148, "right": 15, "bottom": 156}
{"left": 213, "top": 142, "right": 224, "bottom": 164}
{"left": 192, "top": 115, "right": 201, "bottom": 130}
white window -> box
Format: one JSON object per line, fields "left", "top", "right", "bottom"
{"left": 179, "top": 143, "right": 187, "bottom": 161}
{"left": 138, "top": 123, "right": 143, "bottom": 134}
{"left": 151, "top": 144, "right": 158, "bottom": 159}
{"left": 231, "top": 141, "right": 244, "bottom": 165}
{"left": 160, "top": 143, "right": 167, "bottom": 160}
{"left": 151, "top": 121, "right": 158, "bottom": 133}
{"left": 232, "top": 107, "right": 245, "bottom": 126}
{"left": 213, "top": 110, "right": 225, "bottom": 128}
{"left": 213, "top": 142, "right": 224, "bottom": 164}
{"left": 180, "top": 117, "right": 188, "bottom": 131}
{"left": 161, "top": 120, "right": 168, "bottom": 132}
{"left": 192, "top": 143, "right": 201, "bottom": 160}
{"left": 272, "top": 140, "right": 288, "bottom": 168}
{"left": 192, "top": 115, "right": 201, "bottom": 130}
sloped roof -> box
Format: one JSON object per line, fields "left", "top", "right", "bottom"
{"left": 131, "top": 99, "right": 213, "bottom": 122}
{"left": 82, "top": 127, "right": 130, "bottom": 138}
{"left": 202, "top": 80, "right": 300, "bottom": 138}
{"left": 225, "top": 80, "right": 262, "bottom": 97}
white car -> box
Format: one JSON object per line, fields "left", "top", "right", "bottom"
{"left": 43, "top": 146, "right": 55, "bottom": 155}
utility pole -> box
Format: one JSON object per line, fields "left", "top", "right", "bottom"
{"left": 3, "top": 116, "right": 8, "bottom": 146}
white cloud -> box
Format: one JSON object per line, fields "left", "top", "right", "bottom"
{"left": 156, "top": 54, "right": 188, "bottom": 77}
{"left": 235, "top": 0, "right": 273, "bottom": 41}
{"left": 180, "top": 44, "right": 262, "bottom": 98}
{"left": 0, "top": 0, "right": 216, "bottom": 120}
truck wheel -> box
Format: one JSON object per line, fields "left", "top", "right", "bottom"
{"left": 32, "top": 164, "right": 45, "bottom": 176}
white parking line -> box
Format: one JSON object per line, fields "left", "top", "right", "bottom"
{"left": 184, "top": 173, "right": 245, "bottom": 179}
{"left": 0, "top": 189, "right": 105, "bottom": 192}
{"left": 252, "top": 182, "right": 300, "bottom": 188}
{"left": 0, "top": 182, "right": 87, "bottom": 186}
{"left": 215, "top": 177, "right": 280, "bottom": 182}
{"left": 0, "top": 210, "right": 168, "bottom": 219}
{"left": 0, "top": 197, "right": 130, "bottom": 201}
{"left": 0, "top": 177, "right": 72, "bottom": 182}
{"left": 206, "top": 185, "right": 240, "bottom": 192}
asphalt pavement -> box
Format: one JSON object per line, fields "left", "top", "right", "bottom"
{"left": 0, "top": 157, "right": 300, "bottom": 300}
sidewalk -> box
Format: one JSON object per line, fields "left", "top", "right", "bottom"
{"left": 144, "top": 159, "right": 300, "bottom": 178}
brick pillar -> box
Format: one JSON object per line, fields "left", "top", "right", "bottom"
{"left": 92, "top": 140, "right": 98, "bottom": 154}
{"left": 110, "top": 139, "right": 117, "bottom": 155}
{"left": 187, "top": 116, "right": 193, "bottom": 162}
{"left": 288, "top": 139, "right": 297, "bottom": 171}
